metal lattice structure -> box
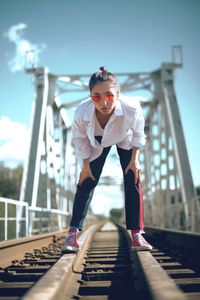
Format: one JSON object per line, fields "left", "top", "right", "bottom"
{"left": 142, "top": 64, "right": 197, "bottom": 231}
{"left": 17, "top": 46, "right": 199, "bottom": 237}
{"left": 19, "top": 68, "right": 78, "bottom": 234}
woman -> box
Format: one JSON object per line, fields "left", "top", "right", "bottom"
{"left": 61, "top": 67, "right": 152, "bottom": 253}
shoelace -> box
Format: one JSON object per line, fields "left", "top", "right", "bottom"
{"left": 132, "top": 232, "right": 149, "bottom": 245}
{"left": 65, "top": 230, "right": 77, "bottom": 244}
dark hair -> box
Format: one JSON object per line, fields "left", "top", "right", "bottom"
{"left": 89, "top": 66, "right": 120, "bottom": 92}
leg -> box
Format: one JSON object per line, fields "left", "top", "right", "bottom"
{"left": 70, "top": 146, "right": 111, "bottom": 230}
{"left": 116, "top": 146, "right": 144, "bottom": 230}
{"left": 116, "top": 146, "right": 152, "bottom": 251}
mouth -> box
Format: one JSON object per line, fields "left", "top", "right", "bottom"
{"left": 101, "top": 107, "right": 110, "bottom": 111}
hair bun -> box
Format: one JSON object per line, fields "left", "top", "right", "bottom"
{"left": 100, "top": 66, "right": 107, "bottom": 72}
{"left": 89, "top": 67, "right": 120, "bottom": 92}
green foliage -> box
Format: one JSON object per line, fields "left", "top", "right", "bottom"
{"left": 0, "top": 163, "right": 23, "bottom": 200}
{"left": 109, "top": 207, "right": 123, "bottom": 223}
{"left": 196, "top": 186, "right": 200, "bottom": 196}
{"left": 0, "top": 163, "right": 23, "bottom": 240}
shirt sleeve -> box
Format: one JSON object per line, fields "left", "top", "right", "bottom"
{"left": 130, "top": 104, "right": 146, "bottom": 148}
{"left": 71, "top": 108, "right": 91, "bottom": 160}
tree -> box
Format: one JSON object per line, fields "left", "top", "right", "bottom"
{"left": 0, "top": 163, "right": 23, "bottom": 199}
{"left": 196, "top": 186, "right": 200, "bottom": 196}
{"left": 109, "top": 207, "right": 123, "bottom": 223}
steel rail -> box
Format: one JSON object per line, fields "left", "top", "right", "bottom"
{"left": 22, "top": 222, "right": 102, "bottom": 300}
{"left": 144, "top": 226, "right": 200, "bottom": 300}
{"left": 22, "top": 223, "right": 186, "bottom": 300}
{"left": 0, "top": 230, "right": 66, "bottom": 268}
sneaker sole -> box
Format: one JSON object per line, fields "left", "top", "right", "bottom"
{"left": 132, "top": 245, "right": 153, "bottom": 251}
{"left": 61, "top": 245, "right": 79, "bottom": 254}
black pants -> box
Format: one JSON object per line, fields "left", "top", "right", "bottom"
{"left": 70, "top": 141, "right": 144, "bottom": 230}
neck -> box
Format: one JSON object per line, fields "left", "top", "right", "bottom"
{"left": 95, "top": 108, "right": 114, "bottom": 129}
{"left": 95, "top": 108, "right": 114, "bottom": 119}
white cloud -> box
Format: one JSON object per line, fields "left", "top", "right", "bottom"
{"left": 0, "top": 116, "right": 30, "bottom": 167}
{"left": 4, "top": 23, "right": 46, "bottom": 72}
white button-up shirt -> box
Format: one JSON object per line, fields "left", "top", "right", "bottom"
{"left": 72, "top": 96, "right": 146, "bottom": 162}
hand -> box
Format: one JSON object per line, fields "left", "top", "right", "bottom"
{"left": 78, "top": 165, "right": 96, "bottom": 186}
{"left": 124, "top": 160, "right": 141, "bottom": 184}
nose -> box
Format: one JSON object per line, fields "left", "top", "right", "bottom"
{"left": 101, "top": 97, "right": 109, "bottom": 106}
{"left": 102, "top": 100, "right": 107, "bottom": 106}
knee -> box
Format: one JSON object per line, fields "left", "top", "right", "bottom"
{"left": 124, "top": 169, "right": 135, "bottom": 181}
{"left": 77, "top": 177, "right": 97, "bottom": 191}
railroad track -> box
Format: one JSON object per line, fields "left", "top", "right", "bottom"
{"left": 145, "top": 227, "right": 200, "bottom": 300}
{"left": 0, "top": 222, "right": 199, "bottom": 299}
{"left": 0, "top": 230, "right": 65, "bottom": 299}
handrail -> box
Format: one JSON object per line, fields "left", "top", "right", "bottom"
{"left": 0, "top": 197, "right": 70, "bottom": 240}
{"left": 0, "top": 197, "right": 28, "bottom": 240}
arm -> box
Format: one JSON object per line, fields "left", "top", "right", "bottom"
{"left": 71, "top": 108, "right": 95, "bottom": 185}
{"left": 78, "top": 158, "right": 95, "bottom": 186}
{"left": 125, "top": 147, "right": 141, "bottom": 184}
{"left": 71, "top": 111, "right": 91, "bottom": 160}
{"left": 125, "top": 103, "right": 145, "bottom": 184}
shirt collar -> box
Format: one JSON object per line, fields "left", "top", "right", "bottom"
{"left": 83, "top": 98, "right": 95, "bottom": 122}
{"left": 115, "top": 99, "right": 124, "bottom": 116}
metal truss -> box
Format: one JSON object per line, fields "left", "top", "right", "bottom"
{"left": 142, "top": 63, "right": 197, "bottom": 231}
{"left": 20, "top": 68, "right": 78, "bottom": 234}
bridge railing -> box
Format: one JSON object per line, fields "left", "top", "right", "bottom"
{"left": 0, "top": 197, "right": 28, "bottom": 240}
{"left": 144, "top": 195, "right": 200, "bottom": 232}
{"left": 28, "top": 206, "right": 70, "bottom": 235}
{"left": 0, "top": 197, "right": 70, "bottom": 241}
{"left": 151, "top": 202, "right": 185, "bottom": 230}
{"left": 192, "top": 195, "right": 200, "bottom": 232}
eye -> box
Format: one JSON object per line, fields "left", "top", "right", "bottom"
{"left": 91, "top": 94, "right": 101, "bottom": 102}
{"left": 104, "top": 93, "right": 114, "bottom": 102}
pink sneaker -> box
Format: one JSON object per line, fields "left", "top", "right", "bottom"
{"left": 61, "top": 228, "right": 79, "bottom": 254}
{"left": 131, "top": 230, "right": 152, "bottom": 251}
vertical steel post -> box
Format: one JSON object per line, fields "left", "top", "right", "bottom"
{"left": 161, "top": 63, "right": 196, "bottom": 230}
{"left": 20, "top": 68, "right": 49, "bottom": 207}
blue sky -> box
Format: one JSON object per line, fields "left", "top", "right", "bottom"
{"left": 0, "top": 0, "right": 200, "bottom": 213}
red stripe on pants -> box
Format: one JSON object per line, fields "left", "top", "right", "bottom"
{"left": 138, "top": 180, "right": 144, "bottom": 230}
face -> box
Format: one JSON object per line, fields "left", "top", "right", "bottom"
{"left": 90, "top": 81, "right": 119, "bottom": 115}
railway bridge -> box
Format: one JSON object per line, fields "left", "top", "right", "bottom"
{"left": 0, "top": 46, "right": 200, "bottom": 299}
